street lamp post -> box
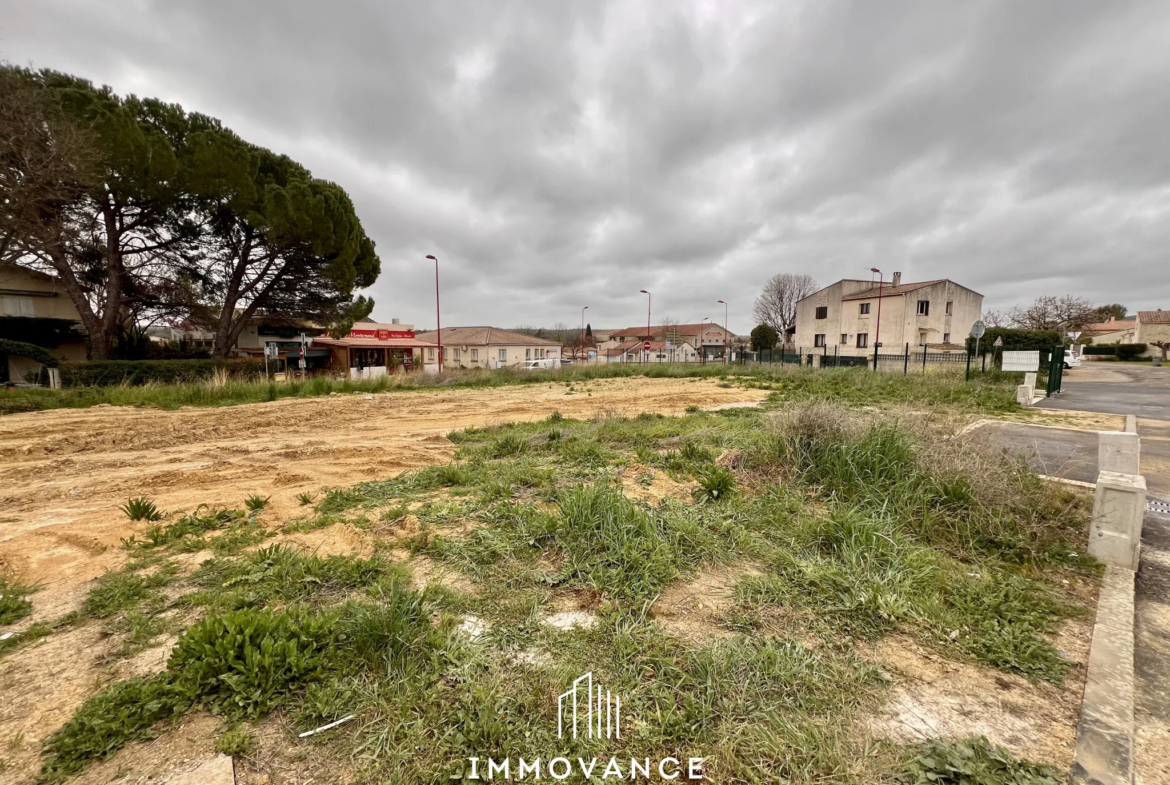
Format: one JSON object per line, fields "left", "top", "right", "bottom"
{"left": 700, "top": 317, "right": 709, "bottom": 365}
{"left": 718, "top": 299, "right": 728, "bottom": 364}
{"left": 869, "top": 267, "right": 884, "bottom": 368}
{"left": 639, "top": 290, "right": 651, "bottom": 364}
{"left": 580, "top": 305, "right": 589, "bottom": 363}
{"left": 426, "top": 255, "right": 441, "bottom": 370}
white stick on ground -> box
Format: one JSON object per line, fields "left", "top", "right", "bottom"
{"left": 298, "top": 714, "right": 356, "bottom": 738}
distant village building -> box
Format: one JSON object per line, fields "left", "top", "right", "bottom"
{"left": 1, "top": 267, "right": 88, "bottom": 384}
{"left": 602, "top": 339, "right": 701, "bottom": 364}
{"left": 794, "top": 274, "right": 983, "bottom": 357}
{"left": 1081, "top": 316, "right": 1136, "bottom": 345}
{"left": 1135, "top": 311, "right": 1170, "bottom": 358}
{"left": 414, "top": 327, "right": 562, "bottom": 369}
{"left": 599, "top": 323, "right": 734, "bottom": 362}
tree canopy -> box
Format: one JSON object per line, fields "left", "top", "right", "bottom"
{"left": 750, "top": 324, "right": 778, "bottom": 352}
{"left": 1, "top": 67, "right": 380, "bottom": 359}
{"left": 753, "top": 273, "right": 817, "bottom": 336}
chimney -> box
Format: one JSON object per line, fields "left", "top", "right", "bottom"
{"left": 391, "top": 318, "right": 400, "bottom": 324}
{"left": 891, "top": 272, "right": 902, "bottom": 287}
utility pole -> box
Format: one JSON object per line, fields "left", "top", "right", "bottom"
{"left": 580, "top": 305, "right": 589, "bottom": 363}
{"left": 640, "top": 290, "right": 651, "bottom": 364}
{"left": 426, "top": 255, "right": 441, "bottom": 371}
{"left": 718, "top": 300, "right": 728, "bottom": 364}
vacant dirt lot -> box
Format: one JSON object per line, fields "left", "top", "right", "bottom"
{"left": 0, "top": 377, "right": 766, "bottom": 593}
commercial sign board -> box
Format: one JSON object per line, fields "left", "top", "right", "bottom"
{"left": 348, "top": 328, "right": 416, "bottom": 340}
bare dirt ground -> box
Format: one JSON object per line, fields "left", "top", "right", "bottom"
{"left": 0, "top": 378, "right": 766, "bottom": 593}
{"left": 0, "top": 377, "right": 766, "bottom": 783}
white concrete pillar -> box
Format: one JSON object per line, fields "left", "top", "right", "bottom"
{"left": 1024, "top": 372, "right": 1037, "bottom": 389}
{"left": 1098, "top": 431, "right": 1141, "bottom": 476}
{"left": 1017, "top": 385, "right": 1033, "bottom": 406}
{"left": 1089, "top": 471, "right": 1146, "bottom": 570}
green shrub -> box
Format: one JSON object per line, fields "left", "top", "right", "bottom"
{"left": 59, "top": 358, "right": 264, "bottom": 387}
{"left": 901, "top": 736, "right": 1060, "bottom": 785}
{"left": 1117, "top": 343, "right": 1147, "bottom": 361}
{"left": 169, "top": 608, "right": 336, "bottom": 718}
{"left": 964, "top": 328, "right": 1062, "bottom": 354}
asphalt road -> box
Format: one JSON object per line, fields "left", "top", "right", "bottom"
{"left": 1032, "top": 362, "right": 1170, "bottom": 778}
{"left": 1036, "top": 363, "right": 1170, "bottom": 421}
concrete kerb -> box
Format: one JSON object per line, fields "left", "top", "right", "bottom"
{"left": 1071, "top": 567, "right": 1136, "bottom": 785}
{"left": 1072, "top": 422, "right": 1144, "bottom": 785}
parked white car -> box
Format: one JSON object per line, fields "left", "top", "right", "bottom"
{"left": 521, "top": 359, "right": 561, "bottom": 371}
{"left": 1063, "top": 349, "right": 1081, "bottom": 369}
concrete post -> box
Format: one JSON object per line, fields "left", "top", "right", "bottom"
{"left": 1089, "top": 471, "right": 1146, "bottom": 570}
{"left": 1098, "top": 431, "right": 1141, "bottom": 476}
{"left": 809, "top": 354, "right": 821, "bottom": 369}
{"left": 1016, "top": 385, "right": 1033, "bottom": 406}
{"left": 47, "top": 368, "right": 61, "bottom": 389}
{"left": 1024, "top": 372, "right": 1037, "bottom": 389}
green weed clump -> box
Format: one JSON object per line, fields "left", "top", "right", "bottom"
{"left": 43, "top": 576, "right": 441, "bottom": 781}
{"left": 244, "top": 494, "right": 271, "bottom": 513}
{"left": 901, "top": 736, "right": 1061, "bottom": 785}
{"left": 0, "top": 575, "right": 33, "bottom": 625}
{"left": 82, "top": 570, "right": 171, "bottom": 618}
{"left": 128, "top": 505, "right": 245, "bottom": 550}
{"left": 693, "top": 465, "right": 736, "bottom": 502}
{"left": 169, "top": 608, "right": 336, "bottom": 717}
{"left": 120, "top": 497, "right": 163, "bottom": 522}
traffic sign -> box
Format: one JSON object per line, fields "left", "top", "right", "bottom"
{"left": 643, "top": 341, "right": 652, "bottom": 350}
{"left": 993, "top": 336, "right": 1004, "bottom": 348}
{"left": 971, "top": 320, "right": 986, "bottom": 339}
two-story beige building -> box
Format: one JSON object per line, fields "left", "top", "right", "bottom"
{"left": 414, "top": 327, "right": 562, "bottom": 369}
{"left": 1135, "top": 311, "right": 1170, "bottom": 359}
{"left": 794, "top": 274, "right": 983, "bottom": 357}
{"left": 1, "top": 266, "right": 89, "bottom": 383}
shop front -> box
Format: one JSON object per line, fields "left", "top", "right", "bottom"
{"left": 314, "top": 323, "right": 438, "bottom": 378}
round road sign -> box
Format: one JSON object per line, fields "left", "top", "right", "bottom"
{"left": 971, "top": 320, "right": 986, "bottom": 339}
{"left": 643, "top": 340, "right": 652, "bottom": 350}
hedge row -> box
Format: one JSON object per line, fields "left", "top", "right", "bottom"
{"left": 0, "top": 338, "right": 60, "bottom": 368}
{"left": 59, "top": 359, "right": 266, "bottom": 387}
{"left": 1083, "top": 344, "right": 1148, "bottom": 360}
{"left": 964, "top": 327, "right": 1063, "bottom": 353}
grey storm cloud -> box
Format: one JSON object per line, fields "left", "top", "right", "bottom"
{"left": 3, "top": 0, "right": 1169, "bottom": 332}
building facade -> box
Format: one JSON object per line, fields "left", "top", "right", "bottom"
{"left": 1, "top": 266, "right": 88, "bottom": 383}
{"left": 413, "top": 327, "right": 562, "bottom": 369}
{"left": 794, "top": 274, "right": 983, "bottom": 357}
{"left": 1082, "top": 316, "right": 1136, "bottom": 345}
{"left": 1135, "top": 311, "right": 1170, "bottom": 358}
{"left": 603, "top": 339, "right": 700, "bottom": 364}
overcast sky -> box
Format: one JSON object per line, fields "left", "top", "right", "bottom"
{"left": 4, "top": 1, "right": 1169, "bottom": 333}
